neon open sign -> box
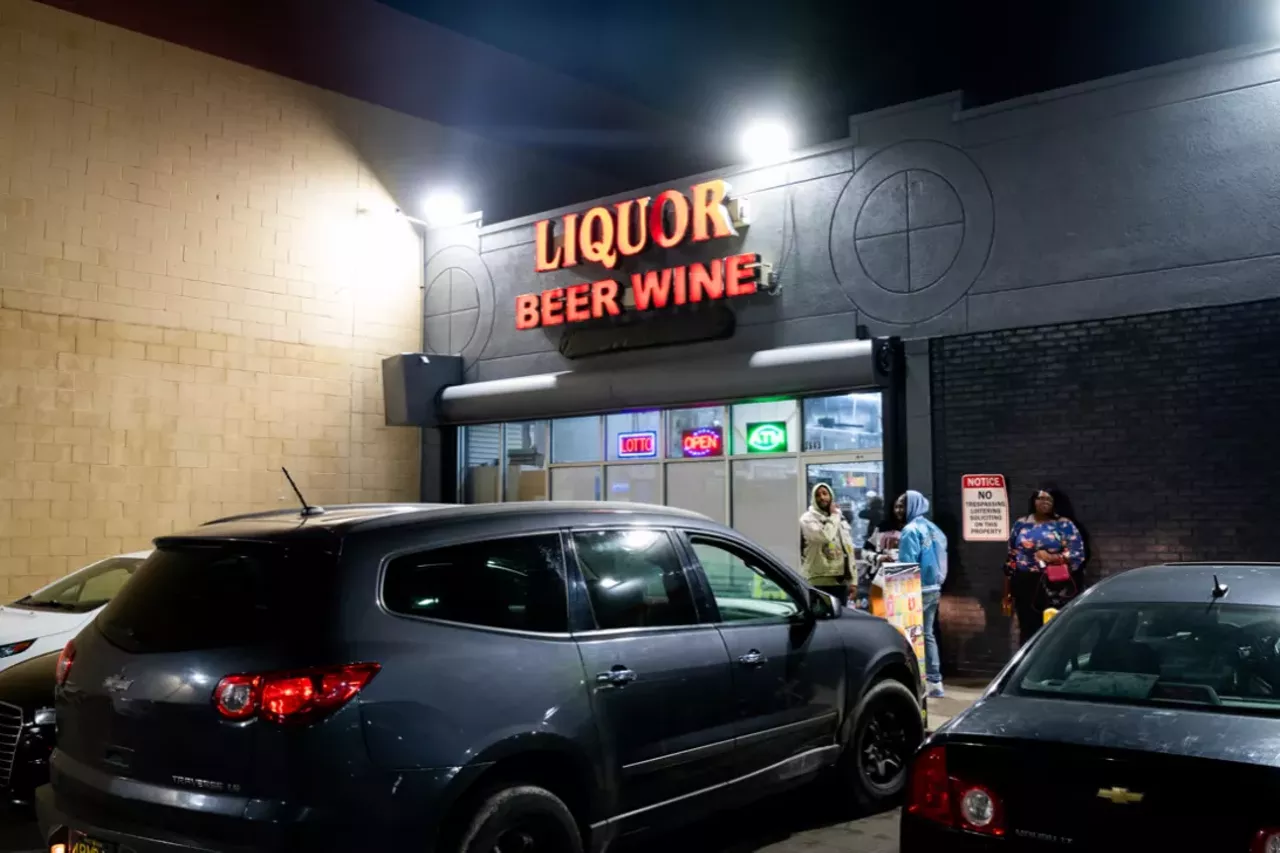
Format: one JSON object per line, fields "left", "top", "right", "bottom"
{"left": 616, "top": 430, "right": 658, "bottom": 459}
{"left": 681, "top": 426, "right": 723, "bottom": 458}
{"left": 745, "top": 421, "right": 788, "bottom": 454}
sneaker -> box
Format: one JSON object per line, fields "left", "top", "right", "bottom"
{"left": 927, "top": 682, "right": 946, "bottom": 699}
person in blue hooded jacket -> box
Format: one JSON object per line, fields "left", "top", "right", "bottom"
{"left": 895, "top": 490, "right": 948, "bottom": 698}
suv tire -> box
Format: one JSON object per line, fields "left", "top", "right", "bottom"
{"left": 839, "top": 679, "right": 923, "bottom": 811}
{"left": 453, "top": 784, "right": 584, "bottom": 853}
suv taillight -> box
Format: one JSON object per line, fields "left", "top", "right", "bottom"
{"left": 906, "top": 746, "right": 1006, "bottom": 836}
{"left": 55, "top": 640, "right": 75, "bottom": 687}
{"left": 1252, "top": 829, "right": 1280, "bottom": 853}
{"left": 213, "top": 662, "right": 380, "bottom": 724}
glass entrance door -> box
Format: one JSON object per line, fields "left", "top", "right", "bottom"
{"left": 804, "top": 459, "right": 885, "bottom": 548}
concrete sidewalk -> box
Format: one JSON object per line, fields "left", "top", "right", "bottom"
{"left": 926, "top": 678, "right": 986, "bottom": 732}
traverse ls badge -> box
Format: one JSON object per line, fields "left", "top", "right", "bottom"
{"left": 1097, "top": 787, "right": 1144, "bottom": 805}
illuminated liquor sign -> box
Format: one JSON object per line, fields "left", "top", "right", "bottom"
{"left": 745, "top": 421, "right": 788, "bottom": 454}
{"left": 681, "top": 426, "right": 724, "bottom": 458}
{"left": 514, "top": 179, "right": 760, "bottom": 331}
{"left": 616, "top": 430, "right": 658, "bottom": 459}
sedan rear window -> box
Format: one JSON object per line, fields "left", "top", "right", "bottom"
{"left": 97, "top": 541, "right": 338, "bottom": 653}
{"left": 1007, "top": 602, "right": 1280, "bottom": 714}
{"left": 16, "top": 557, "right": 143, "bottom": 613}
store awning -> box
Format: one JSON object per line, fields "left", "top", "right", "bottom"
{"left": 436, "top": 338, "right": 885, "bottom": 425}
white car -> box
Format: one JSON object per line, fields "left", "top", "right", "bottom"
{"left": 0, "top": 551, "right": 151, "bottom": 673}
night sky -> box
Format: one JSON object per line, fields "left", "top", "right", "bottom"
{"left": 380, "top": 0, "right": 1277, "bottom": 183}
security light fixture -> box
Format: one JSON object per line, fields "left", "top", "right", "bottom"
{"left": 421, "top": 190, "right": 467, "bottom": 227}
{"left": 740, "top": 119, "right": 792, "bottom": 166}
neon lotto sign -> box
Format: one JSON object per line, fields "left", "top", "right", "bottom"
{"left": 514, "top": 179, "right": 760, "bottom": 331}
{"left": 616, "top": 431, "right": 658, "bottom": 459}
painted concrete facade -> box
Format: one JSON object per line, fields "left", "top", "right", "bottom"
{"left": 425, "top": 42, "right": 1280, "bottom": 379}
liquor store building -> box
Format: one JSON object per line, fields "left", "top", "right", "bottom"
{"left": 387, "top": 45, "right": 1280, "bottom": 675}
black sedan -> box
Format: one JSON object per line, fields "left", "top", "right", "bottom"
{"left": 0, "top": 651, "right": 56, "bottom": 808}
{"left": 901, "top": 562, "right": 1280, "bottom": 852}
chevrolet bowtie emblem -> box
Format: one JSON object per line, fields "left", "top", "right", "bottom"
{"left": 1097, "top": 787, "right": 1144, "bottom": 804}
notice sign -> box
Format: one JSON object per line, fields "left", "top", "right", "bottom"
{"left": 961, "top": 474, "right": 1010, "bottom": 542}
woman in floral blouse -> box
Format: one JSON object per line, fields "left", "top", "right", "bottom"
{"left": 1005, "top": 487, "right": 1085, "bottom": 646}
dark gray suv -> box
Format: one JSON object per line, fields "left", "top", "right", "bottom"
{"left": 38, "top": 502, "right": 925, "bottom": 852}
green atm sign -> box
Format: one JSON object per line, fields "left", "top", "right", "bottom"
{"left": 745, "top": 421, "right": 788, "bottom": 453}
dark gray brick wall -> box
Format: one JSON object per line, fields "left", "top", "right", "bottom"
{"left": 930, "top": 298, "right": 1280, "bottom": 677}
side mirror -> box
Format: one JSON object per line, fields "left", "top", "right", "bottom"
{"left": 808, "top": 588, "right": 842, "bottom": 620}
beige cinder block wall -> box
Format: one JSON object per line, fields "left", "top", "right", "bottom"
{"left": 0, "top": 0, "right": 426, "bottom": 596}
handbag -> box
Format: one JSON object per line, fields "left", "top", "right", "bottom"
{"left": 1044, "top": 561, "right": 1072, "bottom": 584}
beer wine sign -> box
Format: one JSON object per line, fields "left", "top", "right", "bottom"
{"left": 514, "top": 179, "right": 761, "bottom": 330}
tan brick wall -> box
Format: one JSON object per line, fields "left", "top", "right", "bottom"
{"left": 0, "top": 0, "right": 424, "bottom": 596}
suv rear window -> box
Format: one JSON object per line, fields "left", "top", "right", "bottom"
{"left": 1007, "top": 601, "right": 1280, "bottom": 715}
{"left": 382, "top": 534, "right": 568, "bottom": 633}
{"left": 98, "top": 540, "right": 339, "bottom": 653}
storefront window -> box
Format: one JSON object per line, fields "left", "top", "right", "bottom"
{"left": 665, "top": 462, "right": 727, "bottom": 523}
{"left": 605, "top": 411, "right": 662, "bottom": 462}
{"left": 462, "top": 424, "right": 502, "bottom": 503}
{"left": 666, "top": 406, "right": 727, "bottom": 459}
{"left": 731, "top": 457, "right": 800, "bottom": 569}
{"left": 731, "top": 399, "right": 799, "bottom": 455}
{"left": 504, "top": 421, "right": 548, "bottom": 501}
{"left": 805, "top": 461, "right": 884, "bottom": 545}
{"left": 802, "top": 393, "right": 883, "bottom": 452}
{"left": 550, "top": 466, "right": 601, "bottom": 501}
{"left": 606, "top": 464, "right": 660, "bottom": 503}
{"left": 551, "top": 416, "right": 603, "bottom": 464}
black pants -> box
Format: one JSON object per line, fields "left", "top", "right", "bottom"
{"left": 1010, "top": 571, "right": 1046, "bottom": 647}
{"left": 815, "top": 584, "right": 850, "bottom": 603}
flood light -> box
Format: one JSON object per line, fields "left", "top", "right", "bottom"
{"left": 740, "top": 119, "right": 792, "bottom": 165}
{"left": 422, "top": 190, "right": 466, "bottom": 227}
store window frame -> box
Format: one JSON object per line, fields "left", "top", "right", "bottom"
{"left": 456, "top": 388, "right": 889, "bottom": 523}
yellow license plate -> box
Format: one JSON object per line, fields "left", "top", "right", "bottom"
{"left": 69, "top": 831, "right": 116, "bottom": 853}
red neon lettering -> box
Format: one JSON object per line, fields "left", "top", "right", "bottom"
{"left": 565, "top": 283, "right": 591, "bottom": 323}
{"left": 579, "top": 206, "right": 618, "bottom": 269}
{"left": 631, "top": 268, "right": 671, "bottom": 311}
{"left": 515, "top": 293, "right": 540, "bottom": 330}
{"left": 534, "top": 220, "right": 562, "bottom": 272}
{"left": 688, "top": 260, "right": 724, "bottom": 302}
{"left": 562, "top": 213, "right": 580, "bottom": 268}
{"left": 540, "top": 288, "right": 566, "bottom": 327}
{"left": 672, "top": 265, "right": 687, "bottom": 305}
{"left": 726, "top": 253, "right": 759, "bottom": 297}
{"left": 691, "top": 180, "right": 736, "bottom": 243}
{"left": 591, "top": 279, "right": 621, "bottom": 319}
{"left": 615, "top": 197, "right": 650, "bottom": 258}
{"left": 619, "top": 434, "right": 655, "bottom": 455}
{"left": 591, "top": 279, "right": 622, "bottom": 318}
{"left": 649, "top": 189, "right": 689, "bottom": 249}
{"left": 684, "top": 434, "right": 716, "bottom": 452}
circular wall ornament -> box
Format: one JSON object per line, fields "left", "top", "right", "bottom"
{"left": 830, "top": 141, "right": 993, "bottom": 325}
{"left": 422, "top": 245, "right": 495, "bottom": 363}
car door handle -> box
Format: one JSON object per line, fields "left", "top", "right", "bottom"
{"left": 738, "top": 650, "right": 767, "bottom": 667}
{"left": 596, "top": 667, "right": 637, "bottom": 687}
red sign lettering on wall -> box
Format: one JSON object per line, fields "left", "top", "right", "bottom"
{"left": 514, "top": 180, "right": 762, "bottom": 331}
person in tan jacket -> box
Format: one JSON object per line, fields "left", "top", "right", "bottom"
{"left": 800, "top": 483, "right": 855, "bottom": 601}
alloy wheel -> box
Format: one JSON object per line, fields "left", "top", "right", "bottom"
{"left": 859, "top": 700, "right": 910, "bottom": 791}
